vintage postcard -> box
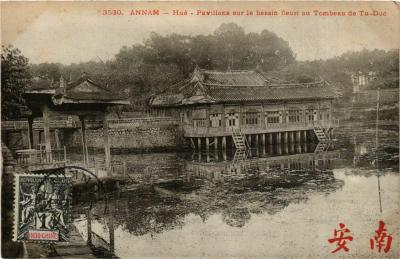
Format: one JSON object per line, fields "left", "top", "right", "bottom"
{"left": 1, "top": 1, "right": 399, "bottom": 258}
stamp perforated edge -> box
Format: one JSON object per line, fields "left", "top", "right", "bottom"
{"left": 12, "top": 173, "right": 72, "bottom": 243}
{"left": 12, "top": 174, "right": 20, "bottom": 242}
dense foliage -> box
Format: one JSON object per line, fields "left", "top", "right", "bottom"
{"left": 1, "top": 46, "right": 31, "bottom": 120}
{"left": 27, "top": 23, "right": 398, "bottom": 111}
{"left": 274, "top": 49, "right": 399, "bottom": 101}
{"left": 30, "top": 23, "right": 295, "bottom": 110}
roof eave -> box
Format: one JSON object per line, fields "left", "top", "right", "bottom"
{"left": 210, "top": 96, "right": 335, "bottom": 104}
{"left": 53, "top": 96, "right": 130, "bottom": 105}
{"left": 25, "top": 89, "right": 56, "bottom": 95}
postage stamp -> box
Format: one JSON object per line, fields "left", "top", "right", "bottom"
{"left": 13, "top": 174, "right": 72, "bottom": 242}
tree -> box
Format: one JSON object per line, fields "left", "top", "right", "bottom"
{"left": 30, "top": 62, "right": 63, "bottom": 80}
{"left": 211, "top": 23, "right": 248, "bottom": 70}
{"left": 207, "top": 23, "right": 295, "bottom": 71}
{"left": 27, "top": 23, "right": 297, "bottom": 111}
{"left": 1, "top": 46, "right": 31, "bottom": 120}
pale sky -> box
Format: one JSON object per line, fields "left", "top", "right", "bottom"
{"left": 1, "top": 1, "right": 399, "bottom": 64}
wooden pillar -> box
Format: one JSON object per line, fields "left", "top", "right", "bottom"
{"left": 231, "top": 136, "right": 235, "bottom": 149}
{"left": 261, "top": 134, "right": 266, "bottom": 146}
{"left": 123, "top": 161, "right": 127, "bottom": 177}
{"left": 248, "top": 135, "right": 252, "bottom": 148}
{"left": 103, "top": 115, "right": 111, "bottom": 175}
{"left": 290, "top": 143, "right": 295, "bottom": 154}
{"left": 303, "top": 130, "right": 307, "bottom": 142}
{"left": 261, "top": 104, "right": 266, "bottom": 129}
{"left": 205, "top": 137, "right": 209, "bottom": 152}
{"left": 238, "top": 105, "right": 243, "bottom": 128}
{"left": 255, "top": 134, "right": 259, "bottom": 147}
{"left": 276, "top": 132, "right": 281, "bottom": 144}
{"left": 86, "top": 209, "right": 92, "bottom": 246}
{"left": 198, "top": 138, "right": 202, "bottom": 150}
{"left": 268, "top": 133, "right": 273, "bottom": 145}
{"left": 27, "top": 117, "right": 34, "bottom": 149}
{"left": 63, "top": 146, "right": 67, "bottom": 162}
{"left": 206, "top": 105, "right": 210, "bottom": 134}
{"left": 214, "top": 137, "right": 218, "bottom": 150}
{"left": 277, "top": 144, "right": 282, "bottom": 155}
{"left": 297, "top": 143, "right": 302, "bottom": 153}
{"left": 54, "top": 129, "right": 61, "bottom": 149}
{"left": 222, "top": 136, "right": 226, "bottom": 150}
{"left": 289, "top": 131, "right": 294, "bottom": 143}
{"left": 190, "top": 138, "right": 196, "bottom": 150}
{"left": 222, "top": 105, "right": 226, "bottom": 129}
{"left": 21, "top": 131, "right": 29, "bottom": 149}
{"left": 296, "top": 131, "right": 301, "bottom": 143}
{"left": 41, "top": 105, "right": 52, "bottom": 161}
{"left": 38, "top": 131, "right": 42, "bottom": 147}
{"left": 108, "top": 217, "right": 115, "bottom": 255}
{"left": 283, "top": 131, "right": 288, "bottom": 143}
{"left": 80, "top": 127, "right": 86, "bottom": 165}
{"left": 79, "top": 116, "right": 89, "bottom": 166}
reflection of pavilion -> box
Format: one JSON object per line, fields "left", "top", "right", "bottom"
{"left": 80, "top": 163, "right": 343, "bottom": 250}
{"left": 185, "top": 141, "right": 339, "bottom": 183}
{"left": 75, "top": 143, "right": 343, "bottom": 251}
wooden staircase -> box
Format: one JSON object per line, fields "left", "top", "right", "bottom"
{"left": 231, "top": 148, "right": 249, "bottom": 172}
{"left": 232, "top": 128, "right": 250, "bottom": 150}
{"left": 233, "top": 148, "right": 247, "bottom": 163}
{"left": 314, "top": 142, "right": 329, "bottom": 153}
{"left": 313, "top": 122, "right": 332, "bottom": 153}
{"left": 231, "top": 129, "right": 250, "bottom": 169}
{"left": 313, "top": 123, "right": 330, "bottom": 142}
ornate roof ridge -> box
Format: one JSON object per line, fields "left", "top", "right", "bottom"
{"left": 268, "top": 80, "right": 326, "bottom": 88}
{"left": 204, "top": 83, "right": 268, "bottom": 87}
{"left": 66, "top": 75, "right": 111, "bottom": 92}
{"left": 201, "top": 69, "right": 257, "bottom": 74}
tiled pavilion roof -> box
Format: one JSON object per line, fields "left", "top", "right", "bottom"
{"left": 150, "top": 67, "right": 336, "bottom": 107}
{"left": 26, "top": 74, "right": 129, "bottom": 105}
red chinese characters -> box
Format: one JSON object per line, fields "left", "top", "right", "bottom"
{"left": 328, "top": 223, "right": 354, "bottom": 253}
{"left": 370, "top": 220, "right": 393, "bottom": 253}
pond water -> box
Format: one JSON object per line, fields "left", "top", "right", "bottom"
{"left": 73, "top": 125, "right": 399, "bottom": 258}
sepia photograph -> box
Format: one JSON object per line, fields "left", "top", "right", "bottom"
{"left": 1, "top": 1, "right": 399, "bottom": 258}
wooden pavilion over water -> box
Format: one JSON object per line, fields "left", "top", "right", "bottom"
{"left": 150, "top": 67, "right": 338, "bottom": 150}
{"left": 22, "top": 73, "right": 129, "bottom": 172}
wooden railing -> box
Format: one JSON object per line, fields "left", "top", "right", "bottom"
{"left": 2, "top": 119, "right": 79, "bottom": 130}
{"left": 15, "top": 147, "right": 67, "bottom": 166}
{"left": 184, "top": 119, "right": 339, "bottom": 137}
{"left": 84, "top": 158, "right": 128, "bottom": 178}
{"left": 2, "top": 116, "right": 180, "bottom": 131}
{"left": 107, "top": 117, "right": 180, "bottom": 128}
{"left": 1, "top": 121, "right": 29, "bottom": 130}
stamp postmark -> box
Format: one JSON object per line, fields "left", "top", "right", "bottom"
{"left": 13, "top": 174, "right": 72, "bottom": 242}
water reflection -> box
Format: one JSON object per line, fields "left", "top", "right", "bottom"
{"left": 72, "top": 126, "right": 399, "bottom": 258}
{"left": 74, "top": 141, "right": 345, "bottom": 249}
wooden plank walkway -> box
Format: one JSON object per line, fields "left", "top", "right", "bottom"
{"left": 25, "top": 226, "right": 96, "bottom": 258}
{"left": 52, "top": 226, "right": 96, "bottom": 258}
